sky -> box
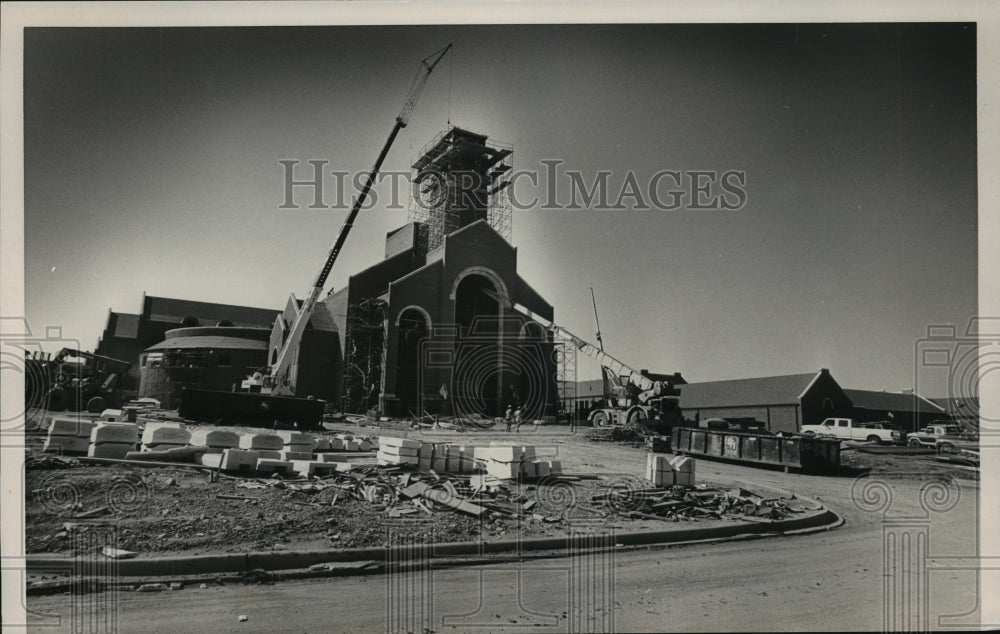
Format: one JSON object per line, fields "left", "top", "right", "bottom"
{"left": 22, "top": 23, "right": 978, "bottom": 398}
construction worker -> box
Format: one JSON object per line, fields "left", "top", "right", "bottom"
{"left": 505, "top": 405, "right": 514, "bottom": 432}
{"left": 514, "top": 405, "right": 523, "bottom": 432}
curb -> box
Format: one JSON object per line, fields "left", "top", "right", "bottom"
{"left": 26, "top": 507, "right": 841, "bottom": 579}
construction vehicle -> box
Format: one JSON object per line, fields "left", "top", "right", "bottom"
{"left": 179, "top": 44, "right": 453, "bottom": 428}
{"left": 490, "top": 290, "right": 686, "bottom": 436}
{"left": 37, "top": 348, "right": 132, "bottom": 413}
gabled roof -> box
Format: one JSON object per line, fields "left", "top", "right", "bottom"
{"left": 843, "top": 388, "right": 945, "bottom": 414}
{"left": 143, "top": 296, "right": 277, "bottom": 328}
{"left": 930, "top": 396, "right": 979, "bottom": 415}
{"left": 678, "top": 372, "right": 821, "bottom": 408}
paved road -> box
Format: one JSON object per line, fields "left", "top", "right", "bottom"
{"left": 24, "top": 450, "right": 982, "bottom": 632}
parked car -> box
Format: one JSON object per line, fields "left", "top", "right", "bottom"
{"left": 800, "top": 417, "right": 903, "bottom": 445}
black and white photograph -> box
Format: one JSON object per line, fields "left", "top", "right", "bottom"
{"left": 2, "top": 1, "right": 997, "bottom": 632}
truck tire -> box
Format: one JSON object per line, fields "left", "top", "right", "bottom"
{"left": 592, "top": 411, "right": 609, "bottom": 427}
{"left": 938, "top": 442, "right": 955, "bottom": 454}
{"left": 627, "top": 408, "right": 648, "bottom": 429}
{"left": 908, "top": 438, "right": 922, "bottom": 447}
{"left": 46, "top": 387, "right": 69, "bottom": 412}
{"left": 803, "top": 430, "right": 815, "bottom": 437}
{"left": 86, "top": 396, "right": 106, "bottom": 413}
{"left": 866, "top": 435, "right": 882, "bottom": 445}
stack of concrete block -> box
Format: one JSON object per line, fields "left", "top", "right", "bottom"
{"left": 477, "top": 445, "right": 533, "bottom": 480}
{"left": 377, "top": 437, "right": 420, "bottom": 466}
{"left": 99, "top": 409, "right": 123, "bottom": 422}
{"left": 289, "top": 459, "right": 340, "bottom": 478}
{"left": 670, "top": 455, "right": 696, "bottom": 487}
{"left": 521, "top": 459, "right": 562, "bottom": 479}
{"left": 417, "top": 443, "right": 434, "bottom": 470}
{"left": 43, "top": 417, "right": 97, "bottom": 454}
{"left": 188, "top": 429, "right": 240, "bottom": 454}
{"left": 141, "top": 422, "right": 190, "bottom": 452}
{"left": 277, "top": 430, "right": 316, "bottom": 453}
{"left": 255, "top": 458, "right": 292, "bottom": 474}
{"left": 200, "top": 448, "right": 259, "bottom": 471}
{"left": 88, "top": 422, "right": 139, "bottom": 459}
{"left": 645, "top": 453, "right": 696, "bottom": 487}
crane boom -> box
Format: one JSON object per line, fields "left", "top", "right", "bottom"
{"left": 267, "top": 44, "right": 452, "bottom": 394}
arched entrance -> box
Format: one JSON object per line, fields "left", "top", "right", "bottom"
{"left": 395, "top": 307, "right": 429, "bottom": 416}
{"left": 452, "top": 274, "right": 503, "bottom": 417}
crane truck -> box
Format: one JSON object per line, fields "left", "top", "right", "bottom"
{"left": 178, "top": 44, "right": 453, "bottom": 429}
{"left": 489, "top": 291, "right": 685, "bottom": 435}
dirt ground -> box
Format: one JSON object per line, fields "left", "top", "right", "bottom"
{"left": 23, "top": 419, "right": 975, "bottom": 558}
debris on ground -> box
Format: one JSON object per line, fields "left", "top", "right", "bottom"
{"left": 586, "top": 427, "right": 644, "bottom": 443}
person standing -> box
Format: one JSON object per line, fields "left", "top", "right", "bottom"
{"left": 514, "top": 405, "right": 523, "bottom": 432}
{"left": 505, "top": 404, "right": 514, "bottom": 432}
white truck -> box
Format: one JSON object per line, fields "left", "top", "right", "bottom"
{"left": 800, "top": 418, "right": 902, "bottom": 445}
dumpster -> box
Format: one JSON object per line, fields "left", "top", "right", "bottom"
{"left": 673, "top": 427, "right": 840, "bottom": 473}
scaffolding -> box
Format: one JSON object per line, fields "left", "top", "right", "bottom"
{"left": 341, "top": 297, "right": 387, "bottom": 414}
{"left": 408, "top": 126, "right": 513, "bottom": 250}
{"left": 554, "top": 340, "right": 577, "bottom": 425}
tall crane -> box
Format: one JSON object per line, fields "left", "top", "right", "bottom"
{"left": 262, "top": 44, "right": 452, "bottom": 396}
{"left": 179, "top": 45, "right": 452, "bottom": 427}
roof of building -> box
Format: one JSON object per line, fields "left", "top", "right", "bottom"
{"left": 930, "top": 396, "right": 979, "bottom": 414}
{"left": 143, "top": 295, "right": 277, "bottom": 328}
{"left": 145, "top": 336, "right": 267, "bottom": 352}
{"left": 111, "top": 312, "right": 140, "bottom": 338}
{"left": 843, "top": 388, "right": 945, "bottom": 414}
{"left": 678, "top": 372, "right": 822, "bottom": 408}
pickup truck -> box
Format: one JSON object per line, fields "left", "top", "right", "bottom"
{"left": 800, "top": 418, "right": 902, "bottom": 445}
{"left": 907, "top": 424, "right": 976, "bottom": 452}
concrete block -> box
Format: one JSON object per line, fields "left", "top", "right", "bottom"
{"left": 520, "top": 461, "right": 537, "bottom": 478}
{"left": 238, "top": 434, "right": 283, "bottom": 451}
{"left": 49, "top": 418, "right": 98, "bottom": 438}
{"left": 141, "top": 425, "right": 190, "bottom": 446}
{"left": 344, "top": 440, "right": 360, "bottom": 451}
{"left": 357, "top": 439, "right": 372, "bottom": 452}
{"left": 431, "top": 456, "right": 446, "bottom": 472}
{"left": 87, "top": 443, "right": 133, "bottom": 459}
{"left": 487, "top": 445, "right": 521, "bottom": 463}
{"left": 289, "top": 460, "right": 339, "bottom": 477}
{"left": 313, "top": 437, "right": 332, "bottom": 452}
{"left": 536, "top": 461, "right": 551, "bottom": 478}
{"left": 418, "top": 443, "right": 434, "bottom": 458}
{"left": 670, "top": 456, "right": 695, "bottom": 474}
{"left": 255, "top": 450, "right": 282, "bottom": 460}
{"left": 486, "top": 461, "right": 519, "bottom": 480}
{"left": 212, "top": 449, "right": 260, "bottom": 471}
{"left": 380, "top": 445, "right": 419, "bottom": 457}
{"left": 673, "top": 470, "right": 695, "bottom": 487}
{"left": 99, "top": 409, "right": 123, "bottom": 422}
{"left": 548, "top": 460, "right": 563, "bottom": 475}
{"left": 255, "top": 458, "right": 292, "bottom": 474}
{"left": 275, "top": 430, "right": 313, "bottom": 444}
{"left": 188, "top": 429, "right": 239, "bottom": 449}
{"left": 315, "top": 453, "right": 350, "bottom": 463}
{"left": 43, "top": 436, "right": 91, "bottom": 454}
{"left": 90, "top": 423, "right": 139, "bottom": 444}
{"left": 379, "top": 436, "right": 421, "bottom": 450}
{"left": 328, "top": 438, "right": 346, "bottom": 451}
{"left": 445, "top": 456, "right": 460, "bottom": 473}
{"left": 280, "top": 450, "right": 314, "bottom": 461}
{"left": 418, "top": 456, "right": 432, "bottom": 471}
{"left": 199, "top": 453, "right": 223, "bottom": 469}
